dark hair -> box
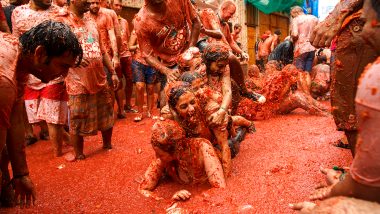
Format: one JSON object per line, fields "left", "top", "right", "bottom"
{"left": 372, "top": 0, "right": 380, "bottom": 19}
{"left": 168, "top": 82, "right": 192, "bottom": 110}
{"left": 317, "top": 55, "right": 327, "bottom": 64}
{"left": 202, "top": 42, "right": 230, "bottom": 69}
{"left": 234, "top": 23, "right": 242, "bottom": 30}
{"left": 19, "top": 20, "right": 83, "bottom": 66}
{"left": 274, "top": 29, "right": 281, "bottom": 35}
{"left": 180, "top": 72, "right": 202, "bottom": 84}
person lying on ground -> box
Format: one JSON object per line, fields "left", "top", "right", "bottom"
{"left": 310, "top": 56, "right": 330, "bottom": 100}
{"left": 139, "top": 119, "right": 225, "bottom": 201}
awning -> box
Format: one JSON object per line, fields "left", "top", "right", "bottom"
{"left": 245, "top": 0, "right": 304, "bottom": 14}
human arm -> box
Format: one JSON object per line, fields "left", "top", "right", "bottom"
{"left": 107, "top": 27, "right": 120, "bottom": 68}
{"left": 200, "top": 26, "right": 223, "bottom": 39}
{"left": 99, "top": 29, "right": 119, "bottom": 90}
{"left": 189, "top": 15, "right": 201, "bottom": 47}
{"left": 128, "top": 30, "right": 139, "bottom": 52}
{"left": 138, "top": 158, "right": 165, "bottom": 200}
{"left": 291, "top": 18, "right": 299, "bottom": 42}
{"left": 109, "top": 10, "right": 122, "bottom": 53}
{"left": 6, "top": 101, "right": 36, "bottom": 207}
{"left": 310, "top": 0, "right": 363, "bottom": 47}
{"left": 208, "top": 67, "right": 231, "bottom": 126}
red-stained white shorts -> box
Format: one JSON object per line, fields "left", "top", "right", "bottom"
{"left": 24, "top": 82, "right": 68, "bottom": 125}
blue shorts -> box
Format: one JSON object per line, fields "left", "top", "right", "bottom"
{"left": 131, "top": 60, "right": 157, "bottom": 84}
{"left": 294, "top": 51, "right": 315, "bottom": 72}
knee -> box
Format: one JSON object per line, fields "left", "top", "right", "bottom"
{"left": 136, "top": 83, "right": 145, "bottom": 92}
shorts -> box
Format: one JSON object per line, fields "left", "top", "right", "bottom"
{"left": 68, "top": 88, "right": 114, "bottom": 136}
{"left": 131, "top": 60, "right": 157, "bottom": 84}
{"left": 24, "top": 82, "right": 68, "bottom": 125}
{"left": 0, "top": 77, "right": 17, "bottom": 129}
{"left": 294, "top": 50, "right": 315, "bottom": 72}
{"left": 331, "top": 18, "right": 377, "bottom": 131}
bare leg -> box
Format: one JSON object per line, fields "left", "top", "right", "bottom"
{"left": 71, "top": 134, "right": 85, "bottom": 159}
{"left": 135, "top": 82, "right": 145, "bottom": 121}
{"left": 47, "top": 123, "right": 64, "bottom": 157}
{"left": 345, "top": 130, "right": 357, "bottom": 157}
{"left": 146, "top": 84, "right": 155, "bottom": 117}
{"left": 277, "top": 91, "right": 328, "bottom": 116}
{"left": 101, "top": 127, "right": 113, "bottom": 150}
{"left": 39, "top": 121, "right": 49, "bottom": 140}
{"left": 212, "top": 129, "right": 231, "bottom": 177}
{"left": 0, "top": 148, "right": 15, "bottom": 207}
{"left": 115, "top": 75, "right": 126, "bottom": 118}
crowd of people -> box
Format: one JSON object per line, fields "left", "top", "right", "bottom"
{"left": 0, "top": 0, "right": 379, "bottom": 211}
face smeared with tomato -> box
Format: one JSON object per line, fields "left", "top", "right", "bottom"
{"left": 208, "top": 59, "right": 228, "bottom": 75}
{"left": 220, "top": 4, "right": 236, "bottom": 22}
{"left": 174, "top": 92, "right": 201, "bottom": 123}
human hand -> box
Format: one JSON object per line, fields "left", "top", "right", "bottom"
{"left": 13, "top": 175, "right": 36, "bottom": 208}
{"left": 289, "top": 201, "right": 316, "bottom": 212}
{"left": 166, "top": 69, "right": 180, "bottom": 83}
{"left": 79, "top": 58, "right": 90, "bottom": 68}
{"left": 310, "top": 185, "right": 333, "bottom": 200}
{"left": 111, "top": 74, "right": 120, "bottom": 91}
{"left": 208, "top": 108, "right": 227, "bottom": 126}
{"left": 310, "top": 21, "right": 340, "bottom": 48}
{"left": 241, "top": 52, "right": 249, "bottom": 60}
{"left": 172, "top": 190, "right": 191, "bottom": 201}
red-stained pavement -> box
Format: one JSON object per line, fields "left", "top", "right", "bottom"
{"left": 4, "top": 108, "right": 352, "bottom": 213}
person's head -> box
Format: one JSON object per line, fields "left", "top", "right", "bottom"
{"left": 290, "top": 6, "right": 304, "bottom": 18}
{"left": 265, "top": 30, "right": 272, "bottom": 35}
{"left": 68, "top": 0, "right": 90, "bottom": 14}
{"left": 220, "top": 0, "right": 236, "bottom": 22}
{"left": 361, "top": 0, "right": 380, "bottom": 53}
{"left": 111, "top": 0, "right": 122, "bottom": 15}
{"left": 247, "top": 64, "right": 260, "bottom": 78}
{"left": 89, "top": 0, "right": 101, "bottom": 14}
{"left": 180, "top": 72, "right": 206, "bottom": 92}
{"left": 31, "top": 0, "right": 52, "bottom": 9}
{"left": 202, "top": 42, "right": 230, "bottom": 75}
{"left": 274, "top": 29, "right": 281, "bottom": 36}
{"left": 234, "top": 23, "right": 242, "bottom": 34}
{"left": 9, "top": 0, "right": 28, "bottom": 6}
{"left": 151, "top": 120, "right": 185, "bottom": 162}
{"left": 167, "top": 82, "right": 201, "bottom": 123}
{"left": 19, "top": 20, "right": 83, "bottom": 83}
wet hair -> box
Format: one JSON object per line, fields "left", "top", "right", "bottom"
{"left": 274, "top": 29, "right": 281, "bottom": 35}
{"left": 372, "top": 0, "right": 380, "bottom": 19}
{"left": 202, "top": 42, "right": 230, "bottom": 69}
{"left": 19, "top": 20, "right": 83, "bottom": 67}
{"left": 167, "top": 82, "right": 192, "bottom": 110}
{"left": 180, "top": 72, "right": 202, "bottom": 84}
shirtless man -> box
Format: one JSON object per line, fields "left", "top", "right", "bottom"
{"left": 257, "top": 32, "right": 271, "bottom": 71}
{"left": 292, "top": 1, "right": 380, "bottom": 209}
{"left": 12, "top": 0, "right": 69, "bottom": 156}
{"left": 111, "top": 0, "right": 137, "bottom": 118}
{"left": 57, "top": 0, "right": 118, "bottom": 159}
{"left": 133, "top": 0, "right": 201, "bottom": 108}
{"left": 139, "top": 119, "right": 225, "bottom": 201}
{"left": 310, "top": 0, "right": 377, "bottom": 156}
{"left": 290, "top": 6, "right": 318, "bottom": 94}
{"left": 271, "top": 29, "right": 281, "bottom": 51}
{"left": 198, "top": 0, "right": 265, "bottom": 103}
{"left": 0, "top": 20, "right": 82, "bottom": 207}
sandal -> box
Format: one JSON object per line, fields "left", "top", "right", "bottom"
{"left": 134, "top": 114, "right": 143, "bottom": 122}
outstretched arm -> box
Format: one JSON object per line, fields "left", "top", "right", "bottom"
{"left": 310, "top": 0, "right": 363, "bottom": 47}
{"left": 138, "top": 158, "right": 166, "bottom": 200}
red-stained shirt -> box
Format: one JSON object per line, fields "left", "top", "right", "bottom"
{"left": 87, "top": 11, "right": 113, "bottom": 56}
{"left": 56, "top": 11, "right": 107, "bottom": 95}
{"left": 0, "top": 32, "right": 20, "bottom": 89}
{"left": 11, "top": 3, "right": 64, "bottom": 89}
{"left": 198, "top": 9, "right": 232, "bottom": 51}
{"left": 119, "top": 16, "right": 131, "bottom": 58}
{"left": 0, "top": 2, "right": 5, "bottom": 21}
{"left": 133, "top": 0, "right": 197, "bottom": 66}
